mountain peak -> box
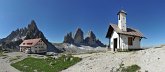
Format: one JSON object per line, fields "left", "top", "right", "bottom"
{"left": 87, "top": 30, "right": 96, "bottom": 39}
{"left": 0, "top": 20, "right": 62, "bottom": 53}
{"left": 28, "top": 20, "right": 38, "bottom": 31}
{"left": 76, "top": 28, "right": 83, "bottom": 33}
{"left": 63, "top": 28, "right": 105, "bottom": 47}
{"left": 74, "top": 27, "right": 84, "bottom": 44}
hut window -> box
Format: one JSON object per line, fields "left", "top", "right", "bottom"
{"left": 27, "top": 43, "right": 33, "bottom": 45}
{"left": 128, "top": 37, "right": 133, "bottom": 45}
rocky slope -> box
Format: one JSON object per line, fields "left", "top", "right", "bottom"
{"left": 0, "top": 20, "right": 62, "bottom": 53}
{"left": 53, "top": 43, "right": 107, "bottom": 54}
{"left": 62, "top": 46, "right": 165, "bottom": 72}
{"left": 63, "top": 28, "right": 105, "bottom": 47}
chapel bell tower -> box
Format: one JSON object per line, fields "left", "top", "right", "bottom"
{"left": 117, "top": 10, "right": 127, "bottom": 31}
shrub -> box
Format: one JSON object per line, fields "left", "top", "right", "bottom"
{"left": 115, "top": 63, "right": 141, "bottom": 72}
{"left": 0, "top": 51, "right": 2, "bottom": 56}
{"left": 0, "top": 50, "right": 5, "bottom": 57}
{"left": 121, "top": 64, "right": 141, "bottom": 72}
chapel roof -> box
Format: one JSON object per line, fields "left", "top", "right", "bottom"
{"left": 106, "top": 24, "right": 145, "bottom": 38}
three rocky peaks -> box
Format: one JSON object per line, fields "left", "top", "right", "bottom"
{"left": 63, "top": 28, "right": 104, "bottom": 47}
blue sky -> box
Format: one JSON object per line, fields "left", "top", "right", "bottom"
{"left": 0, "top": 0, "right": 165, "bottom": 47}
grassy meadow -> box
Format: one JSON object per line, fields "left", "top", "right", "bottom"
{"left": 11, "top": 55, "right": 81, "bottom": 72}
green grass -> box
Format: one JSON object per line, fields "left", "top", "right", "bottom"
{"left": 121, "top": 64, "right": 141, "bottom": 72}
{"left": 11, "top": 55, "right": 81, "bottom": 72}
{"left": 115, "top": 64, "right": 141, "bottom": 72}
{"left": 0, "top": 50, "right": 3, "bottom": 56}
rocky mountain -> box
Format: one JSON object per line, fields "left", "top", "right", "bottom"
{"left": 0, "top": 20, "right": 62, "bottom": 53}
{"left": 84, "top": 30, "right": 105, "bottom": 47}
{"left": 84, "top": 31, "right": 97, "bottom": 46}
{"left": 74, "top": 28, "right": 84, "bottom": 44}
{"left": 63, "top": 28, "right": 105, "bottom": 47}
{"left": 63, "top": 32, "right": 74, "bottom": 44}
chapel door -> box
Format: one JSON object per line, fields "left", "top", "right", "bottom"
{"left": 114, "top": 38, "right": 117, "bottom": 51}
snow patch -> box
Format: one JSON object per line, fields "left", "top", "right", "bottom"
{"left": 21, "top": 36, "right": 26, "bottom": 40}
{"left": 12, "top": 38, "right": 18, "bottom": 42}
{"left": 11, "top": 36, "right": 26, "bottom": 42}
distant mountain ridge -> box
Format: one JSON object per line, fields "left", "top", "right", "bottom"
{"left": 0, "top": 20, "right": 62, "bottom": 53}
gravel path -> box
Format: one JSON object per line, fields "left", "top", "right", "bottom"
{"left": 0, "top": 52, "right": 27, "bottom": 72}
{"left": 0, "top": 57, "right": 20, "bottom": 72}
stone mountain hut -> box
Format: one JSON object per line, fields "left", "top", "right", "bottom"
{"left": 19, "top": 38, "right": 47, "bottom": 53}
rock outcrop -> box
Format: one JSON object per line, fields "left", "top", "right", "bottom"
{"left": 95, "top": 39, "right": 104, "bottom": 47}
{"left": 74, "top": 28, "right": 84, "bottom": 44}
{"left": 63, "top": 28, "right": 105, "bottom": 47}
{"left": 84, "top": 31, "right": 97, "bottom": 46}
{"left": 63, "top": 32, "right": 74, "bottom": 44}
{"left": 0, "top": 20, "right": 62, "bottom": 53}
{"left": 84, "top": 31, "right": 104, "bottom": 47}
